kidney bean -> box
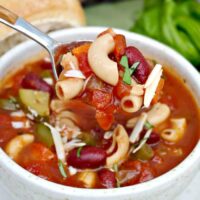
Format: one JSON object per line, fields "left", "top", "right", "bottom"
{"left": 67, "top": 146, "right": 107, "bottom": 169}
{"left": 98, "top": 169, "right": 116, "bottom": 188}
{"left": 125, "top": 46, "right": 150, "bottom": 84}
{"left": 146, "top": 132, "right": 160, "bottom": 146}
{"left": 21, "top": 73, "right": 54, "bottom": 97}
{"left": 40, "top": 59, "right": 52, "bottom": 69}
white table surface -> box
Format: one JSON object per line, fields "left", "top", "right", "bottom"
{"left": 0, "top": 171, "right": 199, "bottom": 200}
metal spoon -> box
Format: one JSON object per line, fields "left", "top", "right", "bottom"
{"left": 0, "top": 5, "right": 64, "bottom": 80}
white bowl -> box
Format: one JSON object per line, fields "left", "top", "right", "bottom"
{"left": 0, "top": 27, "right": 200, "bottom": 200}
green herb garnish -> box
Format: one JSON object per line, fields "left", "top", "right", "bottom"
{"left": 120, "top": 56, "right": 140, "bottom": 85}
{"left": 58, "top": 160, "right": 67, "bottom": 178}
{"left": 112, "top": 163, "right": 118, "bottom": 172}
{"left": 144, "top": 121, "right": 154, "bottom": 130}
{"left": 77, "top": 147, "right": 83, "bottom": 158}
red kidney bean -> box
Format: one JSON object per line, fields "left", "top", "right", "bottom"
{"left": 98, "top": 169, "right": 116, "bottom": 188}
{"left": 146, "top": 132, "right": 160, "bottom": 146}
{"left": 21, "top": 73, "right": 54, "bottom": 97}
{"left": 41, "top": 59, "right": 52, "bottom": 69}
{"left": 125, "top": 46, "right": 150, "bottom": 84}
{"left": 67, "top": 146, "right": 107, "bottom": 169}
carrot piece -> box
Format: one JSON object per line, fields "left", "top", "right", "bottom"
{"left": 113, "top": 34, "right": 126, "bottom": 61}
{"left": 152, "top": 78, "right": 165, "bottom": 104}
{"left": 72, "top": 43, "right": 91, "bottom": 55}
{"left": 72, "top": 43, "right": 92, "bottom": 77}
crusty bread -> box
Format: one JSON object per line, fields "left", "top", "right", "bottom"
{"left": 0, "top": 0, "right": 86, "bottom": 55}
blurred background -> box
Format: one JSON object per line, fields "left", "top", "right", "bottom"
{"left": 83, "top": 0, "right": 200, "bottom": 69}
{"left": 0, "top": 0, "right": 199, "bottom": 69}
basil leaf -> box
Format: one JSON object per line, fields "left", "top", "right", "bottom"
{"left": 123, "top": 69, "right": 132, "bottom": 85}
{"left": 120, "top": 55, "right": 129, "bottom": 68}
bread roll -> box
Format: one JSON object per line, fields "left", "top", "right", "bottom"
{"left": 0, "top": 0, "right": 86, "bottom": 55}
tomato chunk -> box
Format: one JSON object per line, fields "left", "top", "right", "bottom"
{"left": 96, "top": 109, "right": 114, "bottom": 131}
{"left": 113, "top": 34, "right": 126, "bottom": 61}
{"left": 113, "top": 79, "right": 131, "bottom": 99}
{"left": 17, "top": 143, "right": 55, "bottom": 165}
{"left": 72, "top": 43, "right": 93, "bottom": 77}
{"left": 92, "top": 89, "right": 112, "bottom": 109}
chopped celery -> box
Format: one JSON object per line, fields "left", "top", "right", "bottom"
{"left": 19, "top": 89, "right": 50, "bottom": 116}
{"left": 35, "top": 123, "right": 54, "bottom": 148}
{"left": 0, "top": 98, "right": 17, "bottom": 111}
{"left": 78, "top": 132, "right": 96, "bottom": 146}
{"left": 132, "top": 144, "right": 154, "bottom": 161}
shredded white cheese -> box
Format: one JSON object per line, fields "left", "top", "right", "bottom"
{"left": 11, "top": 120, "right": 30, "bottom": 129}
{"left": 43, "top": 78, "right": 53, "bottom": 85}
{"left": 64, "top": 69, "right": 86, "bottom": 79}
{"left": 132, "top": 128, "right": 153, "bottom": 154}
{"left": 10, "top": 110, "right": 25, "bottom": 117}
{"left": 68, "top": 166, "right": 78, "bottom": 175}
{"left": 129, "top": 113, "right": 148, "bottom": 143}
{"left": 64, "top": 139, "right": 86, "bottom": 152}
{"left": 144, "top": 64, "right": 163, "bottom": 108}
{"left": 145, "top": 64, "right": 162, "bottom": 88}
{"left": 28, "top": 107, "right": 38, "bottom": 117}
{"left": 104, "top": 131, "right": 114, "bottom": 140}
{"left": 44, "top": 122, "right": 66, "bottom": 163}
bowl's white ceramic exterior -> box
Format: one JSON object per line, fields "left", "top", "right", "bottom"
{"left": 0, "top": 27, "right": 200, "bottom": 200}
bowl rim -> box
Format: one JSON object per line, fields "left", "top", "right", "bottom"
{"left": 0, "top": 26, "right": 200, "bottom": 198}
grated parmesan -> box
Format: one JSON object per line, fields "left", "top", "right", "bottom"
{"left": 44, "top": 122, "right": 66, "bottom": 163}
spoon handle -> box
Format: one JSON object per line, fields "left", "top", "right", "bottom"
{"left": 0, "top": 5, "right": 59, "bottom": 80}
{"left": 0, "top": 5, "right": 57, "bottom": 51}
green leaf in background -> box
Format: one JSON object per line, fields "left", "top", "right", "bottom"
{"left": 132, "top": 0, "right": 200, "bottom": 67}
{"left": 85, "top": 0, "right": 144, "bottom": 29}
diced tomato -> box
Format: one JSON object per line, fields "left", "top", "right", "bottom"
{"left": 0, "top": 114, "right": 12, "bottom": 127}
{"left": 17, "top": 143, "right": 55, "bottom": 165}
{"left": 0, "top": 127, "right": 17, "bottom": 148}
{"left": 0, "top": 114, "right": 17, "bottom": 147}
{"left": 72, "top": 43, "right": 93, "bottom": 77}
{"left": 91, "top": 90, "right": 112, "bottom": 109}
{"left": 120, "top": 160, "right": 142, "bottom": 186}
{"left": 113, "top": 79, "right": 131, "bottom": 99}
{"left": 139, "top": 163, "right": 155, "bottom": 183}
{"left": 96, "top": 109, "right": 114, "bottom": 131}
{"left": 113, "top": 34, "right": 126, "bottom": 61}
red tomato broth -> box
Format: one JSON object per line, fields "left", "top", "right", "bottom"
{"left": 0, "top": 40, "right": 199, "bottom": 188}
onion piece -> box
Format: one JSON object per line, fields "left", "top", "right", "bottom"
{"left": 64, "top": 70, "right": 86, "bottom": 79}
{"left": 44, "top": 122, "right": 66, "bottom": 163}
{"left": 129, "top": 113, "right": 148, "bottom": 143}
{"left": 132, "top": 129, "right": 153, "bottom": 154}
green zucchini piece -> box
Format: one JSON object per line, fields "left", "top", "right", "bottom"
{"left": 78, "top": 132, "right": 97, "bottom": 146}
{"left": 133, "top": 144, "right": 154, "bottom": 161}
{"left": 19, "top": 89, "right": 50, "bottom": 116}
{"left": 35, "top": 123, "right": 54, "bottom": 148}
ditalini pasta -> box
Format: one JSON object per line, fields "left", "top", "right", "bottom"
{"left": 0, "top": 29, "right": 199, "bottom": 189}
